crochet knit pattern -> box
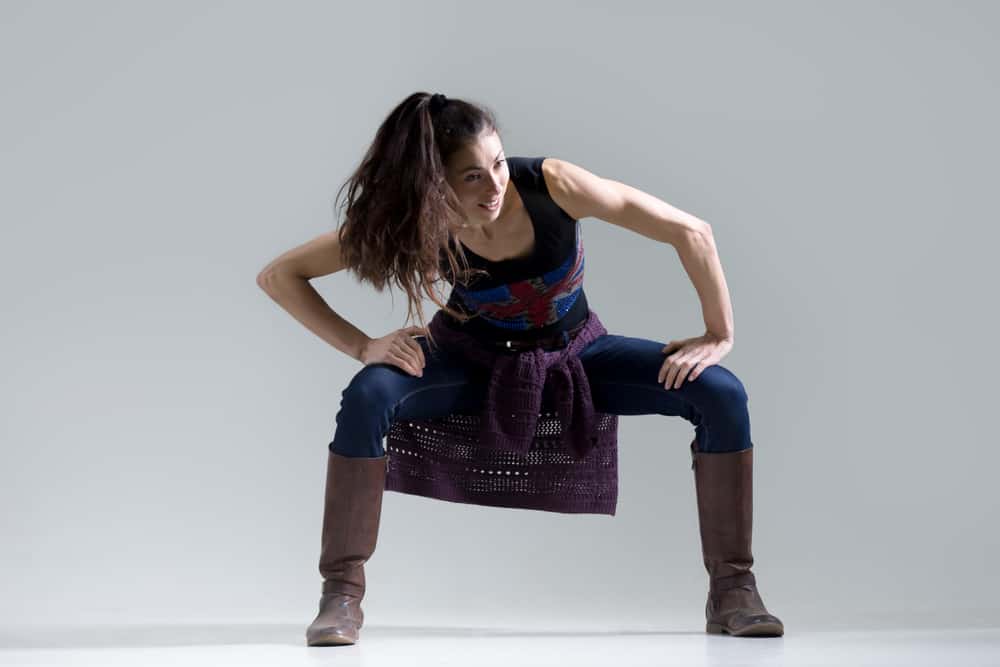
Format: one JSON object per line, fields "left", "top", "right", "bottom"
{"left": 383, "top": 308, "right": 620, "bottom": 515}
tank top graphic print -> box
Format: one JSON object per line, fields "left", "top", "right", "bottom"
{"left": 440, "top": 156, "right": 590, "bottom": 343}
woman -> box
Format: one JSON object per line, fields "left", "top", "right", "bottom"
{"left": 257, "top": 92, "right": 784, "bottom": 645}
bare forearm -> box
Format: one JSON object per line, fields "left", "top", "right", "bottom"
{"left": 674, "top": 229, "right": 735, "bottom": 340}
{"left": 257, "top": 271, "right": 372, "bottom": 362}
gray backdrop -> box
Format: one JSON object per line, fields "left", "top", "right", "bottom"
{"left": 2, "top": 0, "right": 997, "bottom": 633}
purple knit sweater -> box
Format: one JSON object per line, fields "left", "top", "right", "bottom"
{"left": 427, "top": 307, "right": 608, "bottom": 459}
{"left": 383, "top": 307, "right": 620, "bottom": 515}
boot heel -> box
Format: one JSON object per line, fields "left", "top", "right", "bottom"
{"left": 706, "top": 622, "right": 725, "bottom": 634}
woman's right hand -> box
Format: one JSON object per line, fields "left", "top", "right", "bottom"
{"left": 360, "top": 325, "right": 429, "bottom": 376}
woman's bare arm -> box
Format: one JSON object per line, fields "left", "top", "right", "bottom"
{"left": 256, "top": 231, "right": 372, "bottom": 362}
{"left": 543, "top": 158, "right": 733, "bottom": 340}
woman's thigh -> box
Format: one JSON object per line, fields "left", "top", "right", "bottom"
{"left": 329, "top": 336, "right": 490, "bottom": 457}
{"left": 578, "top": 333, "right": 753, "bottom": 452}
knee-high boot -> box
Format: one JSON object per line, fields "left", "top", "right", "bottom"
{"left": 305, "top": 450, "right": 388, "bottom": 646}
{"left": 690, "top": 439, "right": 784, "bottom": 637}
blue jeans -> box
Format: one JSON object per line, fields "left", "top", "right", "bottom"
{"left": 329, "top": 334, "right": 753, "bottom": 458}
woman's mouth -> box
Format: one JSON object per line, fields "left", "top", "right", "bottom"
{"left": 478, "top": 196, "right": 500, "bottom": 211}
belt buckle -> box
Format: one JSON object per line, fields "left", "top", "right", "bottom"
{"left": 503, "top": 338, "right": 532, "bottom": 353}
{"left": 501, "top": 329, "right": 570, "bottom": 353}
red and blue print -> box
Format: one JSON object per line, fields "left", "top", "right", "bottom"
{"left": 454, "top": 224, "right": 585, "bottom": 330}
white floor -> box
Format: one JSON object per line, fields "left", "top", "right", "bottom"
{"left": 1, "top": 625, "right": 999, "bottom": 666}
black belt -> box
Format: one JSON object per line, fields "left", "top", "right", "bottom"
{"left": 489, "top": 320, "right": 587, "bottom": 353}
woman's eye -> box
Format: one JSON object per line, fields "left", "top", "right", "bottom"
{"left": 465, "top": 160, "right": 505, "bottom": 182}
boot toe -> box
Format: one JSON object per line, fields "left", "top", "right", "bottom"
{"left": 306, "top": 626, "right": 358, "bottom": 646}
{"left": 306, "top": 592, "right": 364, "bottom": 646}
{"left": 712, "top": 611, "right": 784, "bottom": 637}
{"left": 306, "top": 613, "right": 360, "bottom": 646}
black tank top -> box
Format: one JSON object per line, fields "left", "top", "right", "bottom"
{"left": 439, "top": 155, "right": 590, "bottom": 343}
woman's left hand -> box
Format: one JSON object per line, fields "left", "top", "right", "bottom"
{"left": 658, "top": 332, "right": 734, "bottom": 389}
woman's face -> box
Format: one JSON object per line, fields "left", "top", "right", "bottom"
{"left": 444, "top": 130, "right": 510, "bottom": 226}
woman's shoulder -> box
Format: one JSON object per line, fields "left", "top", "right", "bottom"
{"left": 506, "top": 155, "right": 549, "bottom": 197}
{"left": 507, "top": 155, "right": 545, "bottom": 174}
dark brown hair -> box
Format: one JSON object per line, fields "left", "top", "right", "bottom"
{"left": 333, "top": 91, "right": 498, "bottom": 350}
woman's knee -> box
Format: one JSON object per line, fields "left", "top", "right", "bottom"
{"left": 686, "top": 365, "right": 752, "bottom": 452}
{"left": 328, "top": 366, "right": 406, "bottom": 458}
{"left": 692, "top": 365, "right": 749, "bottom": 419}
{"left": 701, "top": 364, "right": 747, "bottom": 399}
{"left": 337, "top": 364, "right": 407, "bottom": 426}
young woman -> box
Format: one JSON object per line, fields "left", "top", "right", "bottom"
{"left": 257, "top": 92, "right": 784, "bottom": 646}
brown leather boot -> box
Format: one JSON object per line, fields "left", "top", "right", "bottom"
{"left": 305, "top": 450, "right": 388, "bottom": 646}
{"left": 690, "top": 439, "right": 784, "bottom": 637}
